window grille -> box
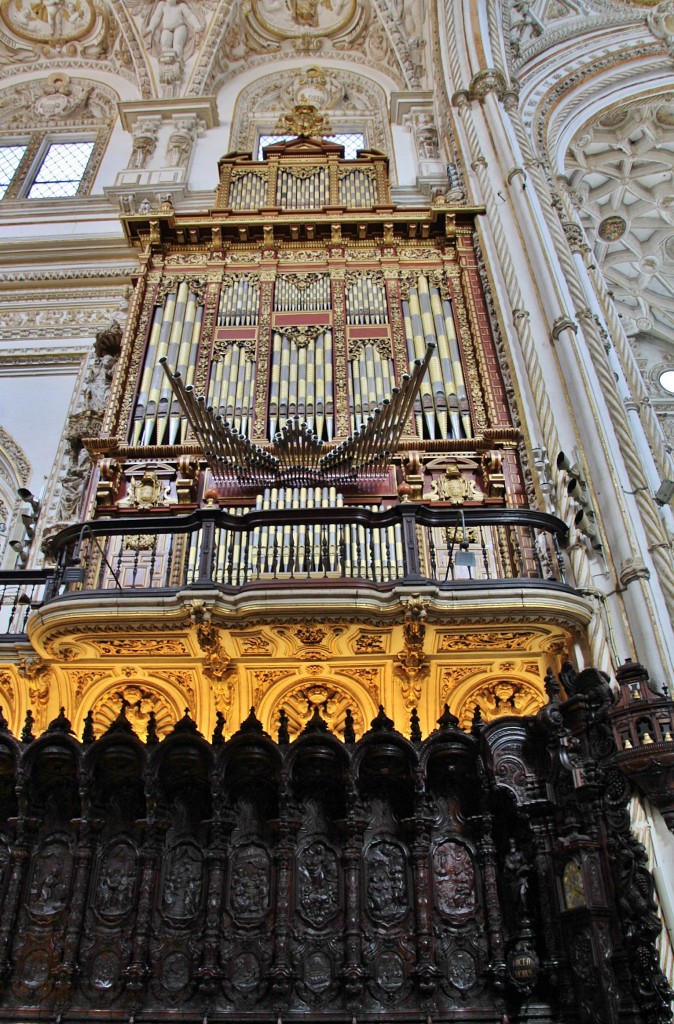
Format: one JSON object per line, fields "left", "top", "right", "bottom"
{"left": 258, "top": 133, "right": 365, "bottom": 161}
{"left": 27, "top": 141, "right": 95, "bottom": 199}
{"left": 0, "top": 145, "right": 27, "bottom": 199}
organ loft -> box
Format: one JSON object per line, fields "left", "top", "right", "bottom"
{"left": 0, "top": 123, "right": 671, "bottom": 1024}
{"left": 47, "top": 126, "right": 561, "bottom": 740}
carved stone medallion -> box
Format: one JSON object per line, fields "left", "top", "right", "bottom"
{"left": 297, "top": 839, "right": 339, "bottom": 927}
{"left": 250, "top": 0, "right": 357, "bottom": 37}
{"left": 432, "top": 840, "right": 476, "bottom": 920}
{"left": 0, "top": 0, "right": 95, "bottom": 43}
{"left": 365, "top": 840, "right": 408, "bottom": 925}
{"left": 230, "top": 844, "right": 271, "bottom": 922}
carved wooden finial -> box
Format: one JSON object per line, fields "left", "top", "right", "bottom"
{"left": 303, "top": 704, "right": 328, "bottom": 735}
{"left": 437, "top": 704, "right": 459, "bottom": 730}
{"left": 277, "top": 708, "right": 289, "bottom": 746}
{"left": 239, "top": 707, "right": 264, "bottom": 734}
{"left": 21, "top": 709, "right": 34, "bottom": 744}
{"left": 212, "top": 710, "right": 226, "bottom": 746}
{"left": 82, "top": 710, "right": 95, "bottom": 745}
{"left": 146, "top": 710, "right": 159, "bottom": 746}
{"left": 370, "top": 705, "right": 394, "bottom": 732}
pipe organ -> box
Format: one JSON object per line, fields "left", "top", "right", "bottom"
{"left": 126, "top": 261, "right": 471, "bottom": 449}
{"left": 402, "top": 273, "right": 470, "bottom": 440}
{"left": 132, "top": 279, "right": 205, "bottom": 446}
{"left": 183, "top": 486, "right": 405, "bottom": 586}
{"left": 108, "top": 135, "right": 520, "bottom": 519}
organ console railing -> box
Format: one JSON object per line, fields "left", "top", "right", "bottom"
{"left": 38, "top": 505, "right": 568, "bottom": 599}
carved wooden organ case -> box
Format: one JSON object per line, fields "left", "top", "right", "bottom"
{"left": 92, "top": 137, "right": 523, "bottom": 526}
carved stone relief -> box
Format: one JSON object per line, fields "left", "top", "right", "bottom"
{"left": 230, "top": 65, "right": 393, "bottom": 160}
{"left": 41, "top": 321, "right": 122, "bottom": 549}
{"left": 89, "top": 684, "right": 176, "bottom": 739}
{"left": 272, "top": 681, "right": 364, "bottom": 739}
{"left": 0, "top": 0, "right": 95, "bottom": 44}
{"left": 0, "top": 0, "right": 118, "bottom": 61}
{"left": 457, "top": 678, "right": 546, "bottom": 728}
{"left": 0, "top": 73, "right": 116, "bottom": 130}
{"left": 122, "top": 0, "right": 213, "bottom": 94}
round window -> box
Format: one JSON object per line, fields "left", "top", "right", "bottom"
{"left": 659, "top": 370, "right": 674, "bottom": 394}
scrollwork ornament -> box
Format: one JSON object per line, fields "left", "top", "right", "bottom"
{"left": 648, "top": 1, "right": 674, "bottom": 53}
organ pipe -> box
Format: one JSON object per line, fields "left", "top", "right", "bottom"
{"left": 402, "top": 275, "right": 471, "bottom": 440}
{"left": 161, "top": 344, "right": 433, "bottom": 486}
{"left": 206, "top": 488, "right": 405, "bottom": 584}
{"left": 207, "top": 342, "right": 256, "bottom": 439}
{"left": 270, "top": 329, "right": 334, "bottom": 442}
{"left": 132, "top": 283, "right": 204, "bottom": 446}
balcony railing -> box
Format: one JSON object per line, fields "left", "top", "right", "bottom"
{"left": 0, "top": 570, "right": 52, "bottom": 637}
{"left": 45, "top": 503, "right": 567, "bottom": 592}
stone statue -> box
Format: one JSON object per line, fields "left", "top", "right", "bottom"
{"left": 414, "top": 112, "right": 440, "bottom": 161}
{"left": 145, "top": 0, "right": 202, "bottom": 59}
{"left": 165, "top": 118, "right": 196, "bottom": 168}
{"left": 129, "top": 118, "right": 160, "bottom": 170}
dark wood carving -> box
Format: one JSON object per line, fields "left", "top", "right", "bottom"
{"left": 0, "top": 670, "right": 668, "bottom": 1024}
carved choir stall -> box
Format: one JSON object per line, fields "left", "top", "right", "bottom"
{"left": 0, "top": 664, "right": 669, "bottom": 1024}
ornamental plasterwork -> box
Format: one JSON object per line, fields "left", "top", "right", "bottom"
{"left": 0, "top": 4, "right": 151, "bottom": 95}
{"left": 564, "top": 99, "right": 674, "bottom": 355}
{"left": 203, "top": 0, "right": 419, "bottom": 96}
{"left": 0, "top": 0, "right": 122, "bottom": 64}
{"left": 504, "top": 0, "right": 644, "bottom": 69}
{"left": 0, "top": 0, "right": 97, "bottom": 45}
{"left": 0, "top": 289, "right": 130, "bottom": 340}
{"left": 0, "top": 424, "right": 31, "bottom": 485}
{"left": 121, "top": 0, "right": 221, "bottom": 96}
{"left": 0, "top": 71, "right": 116, "bottom": 129}
{"left": 270, "top": 680, "right": 365, "bottom": 740}
{"left": 230, "top": 64, "right": 392, "bottom": 162}
{"left": 456, "top": 678, "right": 546, "bottom": 729}
{"left": 89, "top": 682, "right": 178, "bottom": 739}
{"left": 249, "top": 0, "right": 360, "bottom": 39}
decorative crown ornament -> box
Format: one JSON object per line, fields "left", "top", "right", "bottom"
{"left": 274, "top": 103, "right": 332, "bottom": 137}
